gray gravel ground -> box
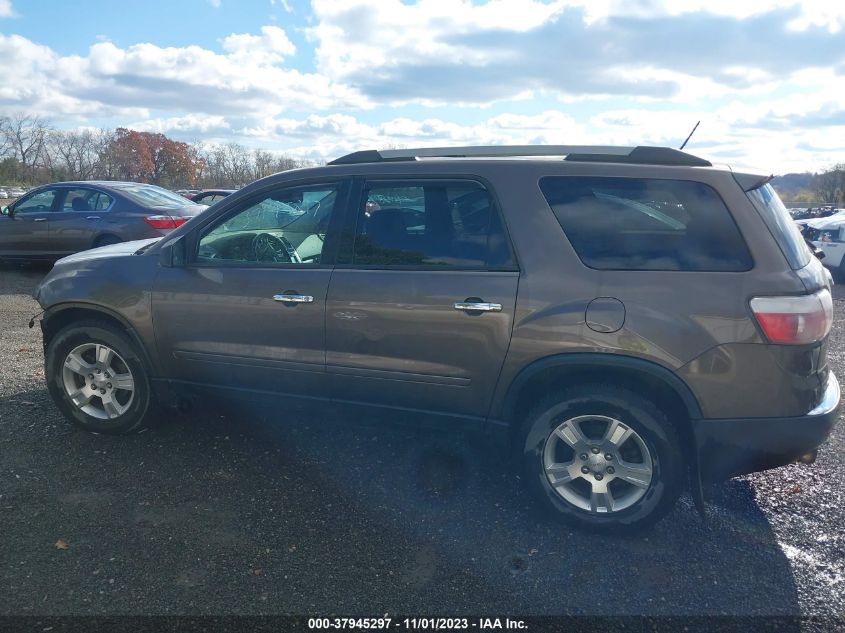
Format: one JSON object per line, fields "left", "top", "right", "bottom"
{"left": 0, "top": 262, "right": 843, "bottom": 618}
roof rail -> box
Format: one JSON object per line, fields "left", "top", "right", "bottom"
{"left": 328, "top": 145, "right": 712, "bottom": 167}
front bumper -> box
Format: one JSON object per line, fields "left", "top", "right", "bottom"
{"left": 693, "top": 371, "right": 841, "bottom": 481}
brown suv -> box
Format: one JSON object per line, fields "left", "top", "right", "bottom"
{"left": 34, "top": 145, "right": 840, "bottom": 531}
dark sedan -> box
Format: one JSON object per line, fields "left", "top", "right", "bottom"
{"left": 0, "top": 181, "right": 206, "bottom": 261}
{"left": 191, "top": 189, "right": 236, "bottom": 205}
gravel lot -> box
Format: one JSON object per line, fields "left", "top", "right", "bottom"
{"left": 0, "top": 262, "right": 843, "bottom": 618}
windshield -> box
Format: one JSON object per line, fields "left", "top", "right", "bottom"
{"left": 114, "top": 183, "right": 198, "bottom": 209}
{"left": 222, "top": 199, "right": 306, "bottom": 232}
{"left": 748, "top": 183, "right": 811, "bottom": 270}
{"left": 214, "top": 189, "right": 335, "bottom": 234}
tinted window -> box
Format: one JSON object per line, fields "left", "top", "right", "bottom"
{"left": 197, "top": 184, "right": 339, "bottom": 265}
{"left": 352, "top": 181, "right": 513, "bottom": 268}
{"left": 61, "top": 188, "right": 113, "bottom": 212}
{"left": 14, "top": 189, "right": 56, "bottom": 213}
{"left": 748, "top": 183, "right": 811, "bottom": 270}
{"left": 540, "top": 176, "right": 752, "bottom": 271}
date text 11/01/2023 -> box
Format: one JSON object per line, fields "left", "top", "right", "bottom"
{"left": 307, "top": 618, "right": 528, "bottom": 630}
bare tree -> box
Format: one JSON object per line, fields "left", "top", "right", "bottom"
{"left": 252, "top": 149, "right": 275, "bottom": 180}
{"left": 47, "top": 129, "right": 101, "bottom": 180}
{"left": 93, "top": 129, "right": 118, "bottom": 180}
{"left": 813, "top": 164, "right": 845, "bottom": 205}
{"left": 222, "top": 142, "right": 252, "bottom": 186}
{"left": 2, "top": 113, "right": 52, "bottom": 176}
{"left": 0, "top": 115, "right": 12, "bottom": 159}
{"left": 273, "top": 154, "right": 302, "bottom": 172}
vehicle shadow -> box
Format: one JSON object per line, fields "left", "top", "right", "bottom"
{"left": 0, "top": 387, "right": 801, "bottom": 621}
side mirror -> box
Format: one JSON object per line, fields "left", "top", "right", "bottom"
{"left": 1, "top": 205, "right": 10, "bottom": 217}
{"left": 159, "top": 235, "right": 187, "bottom": 268}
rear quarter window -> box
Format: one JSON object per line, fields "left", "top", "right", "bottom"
{"left": 747, "top": 183, "right": 811, "bottom": 270}
{"left": 539, "top": 176, "right": 753, "bottom": 272}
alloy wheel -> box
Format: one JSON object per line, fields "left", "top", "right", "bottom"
{"left": 61, "top": 343, "right": 135, "bottom": 420}
{"left": 543, "top": 414, "right": 654, "bottom": 514}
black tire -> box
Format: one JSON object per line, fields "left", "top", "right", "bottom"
{"left": 94, "top": 234, "right": 122, "bottom": 248}
{"left": 45, "top": 320, "right": 153, "bottom": 434}
{"left": 520, "top": 384, "right": 684, "bottom": 533}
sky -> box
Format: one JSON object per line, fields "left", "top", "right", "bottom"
{"left": 1, "top": 0, "right": 844, "bottom": 174}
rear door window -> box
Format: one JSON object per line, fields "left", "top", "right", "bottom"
{"left": 539, "top": 176, "right": 752, "bottom": 271}
{"left": 61, "top": 188, "right": 113, "bottom": 212}
{"left": 351, "top": 180, "right": 514, "bottom": 269}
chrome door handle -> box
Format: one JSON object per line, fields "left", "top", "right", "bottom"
{"left": 33, "top": 217, "right": 47, "bottom": 222}
{"left": 86, "top": 216, "right": 101, "bottom": 220}
{"left": 273, "top": 294, "right": 314, "bottom": 303}
{"left": 454, "top": 301, "right": 502, "bottom": 312}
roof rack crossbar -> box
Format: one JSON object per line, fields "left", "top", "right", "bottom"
{"left": 329, "top": 145, "right": 711, "bottom": 167}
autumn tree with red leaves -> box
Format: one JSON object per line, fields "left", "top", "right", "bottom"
{"left": 109, "top": 128, "right": 200, "bottom": 187}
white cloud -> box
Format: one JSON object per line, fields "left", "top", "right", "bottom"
{"left": 0, "top": 0, "right": 13, "bottom": 18}
{"left": 208, "top": 0, "right": 221, "bottom": 7}
{"left": 242, "top": 110, "right": 586, "bottom": 160}
{"left": 0, "top": 34, "right": 148, "bottom": 119}
{"left": 222, "top": 25, "right": 295, "bottom": 63}
{"left": 128, "top": 114, "right": 232, "bottom": 135}
{"left": 0, "top": 30, "right": 366, "bottom": 123}
{"left": 233, "top": 102, "right": 845, "bottom": 174}
{"left": 307, "top": 0, "right": 845, "bottom": 106}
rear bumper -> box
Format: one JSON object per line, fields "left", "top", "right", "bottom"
{"left": 693, "top": 371, "right": 840, "bottom": 481}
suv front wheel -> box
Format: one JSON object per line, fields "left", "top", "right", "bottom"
{"left": 45, "top": 320, "right": 153, "bottom": 434}
{"left": 521, "top": 384, "right": 684, "bottom": 532}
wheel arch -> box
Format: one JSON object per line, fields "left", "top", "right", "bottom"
{"left": 41, "top": 303, "right": 158, "bottom": 375}
{"left": 500, "top": 354, "right": 704, "bottom": 489}
{"left": 501, "top": 354, "right": 703, "bottom": 425}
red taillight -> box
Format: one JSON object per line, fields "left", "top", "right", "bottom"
{"left": 144, "top": 215, "right": 188, "bottom": 230}
{"left": 750, "top": 289, "right": 833, "bottom": 345}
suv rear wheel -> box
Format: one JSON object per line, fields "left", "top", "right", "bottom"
{"left": 45, "top": 320, "right": 153, "bottom": 434}
{"left": 521, "top": 384, "right": 684, "bottom": 532}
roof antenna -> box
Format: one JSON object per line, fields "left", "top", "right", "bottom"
{"left": 679, "top": 121, "right": 700, "bottom": 150}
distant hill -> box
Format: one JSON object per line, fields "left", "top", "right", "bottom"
{"left": 771, "top": 172, "right": 817, "bottom": 203}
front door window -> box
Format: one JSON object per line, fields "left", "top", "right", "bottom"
{"left": 197, "top": 184, "right": 340, "bottom": 265}
{"left": 14, "top": 189, "right": 57, "bottom": 214}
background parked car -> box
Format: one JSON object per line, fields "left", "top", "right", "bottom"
{"left": 191, "top": 189, "right": 235, "bottom": 205}
{"left": 802, "top": 215, "right": 845, "bottom": 280}
{"left": 790, "top": 206, "right": 844, "bottom": 220}
{"left": 0, "top": 188, "right": 8, "bottom": 199}
{"left": 0, "top": 181, "right": 206, "bottom": 261}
